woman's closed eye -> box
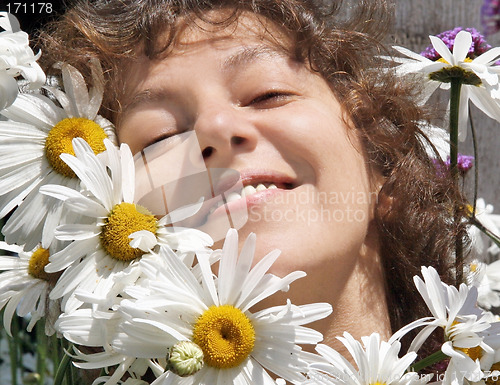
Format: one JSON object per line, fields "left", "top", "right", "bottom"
{"left": 246, "top": 91, "right": 296, "bottom": 108}
{"left": 141, "top": 130, "right": 183, "bottom": 152}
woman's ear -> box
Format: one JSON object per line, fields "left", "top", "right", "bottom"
{"left": 368, "top": 168, "right": 389, "bottom": 222}
{"left": 375, "top": 187, "right": 395, "bottom": 222}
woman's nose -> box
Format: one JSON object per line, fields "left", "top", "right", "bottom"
{"left": 194, "top": 103, "right": 257, "bottom": 165}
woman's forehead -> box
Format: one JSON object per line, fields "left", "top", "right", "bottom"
{"left": 155, "top": 10, "right": 293, "bottom": 57}
{"left": 119, "top": 11, "right": 297, "bottom": 109}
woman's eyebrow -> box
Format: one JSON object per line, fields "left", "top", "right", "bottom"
{"left": 221, "top": 45, "right": 287, "bottom": 73}
{"left": 121, "top": 88, "right": 173, "bottom": 119}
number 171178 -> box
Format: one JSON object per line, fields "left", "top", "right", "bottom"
{"left": 6, "top": 3, "right": 53, "bottom": 14}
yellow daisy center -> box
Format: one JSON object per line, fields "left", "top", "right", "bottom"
{"left": 100, "top": 202, "right": 157, "bottom": 261}
{"left": 456, "top": 345, "right": 483, "bottom": 361}
{"left": 486, "top": 362, "right": 500, "bottom": 385}
{"left": 28, "top": 248, "right": 51, "bottom": 281}
{"left": 437, "top": 57, "right": 474, "bottom": 64}
{"left": 370, "top": 382, "right": 386, "bottom": 385}
{"left": 45, "top": 117, "right": 107, "bottom": 177}
{"left": 192, "top": 305, "right": 255, "bottom": 369}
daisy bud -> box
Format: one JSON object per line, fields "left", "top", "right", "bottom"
{"left": 166, "top": 340, "right": 204, "bottom": 377}
{"left": 22, "top": 373, "right": 41, "bottom": 385}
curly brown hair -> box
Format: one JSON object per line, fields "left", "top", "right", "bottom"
{"left": 38, "top": 0, "right": 469, "bottom": 344}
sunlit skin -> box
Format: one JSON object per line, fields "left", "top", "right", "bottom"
{"left": 117, "top": 11, "right": 392, "bottom": 354}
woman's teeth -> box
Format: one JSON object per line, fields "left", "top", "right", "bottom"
{"left": 208, "top": 183, "right": 278, "bottom": 214}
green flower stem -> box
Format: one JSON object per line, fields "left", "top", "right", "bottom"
{"left": 65, "top": 339, "right": 76, "bottom": 385}
{"left": 449, "top": 77, "right": 464, "bottom": 284}
{"left": 469, "top": 106, "right": 479, "bottom": 216}
{"left": 36, "top": 320, "right": 47, "bottom": 385}
{"left": 54, "top": 343, "right": 73, "bottom": 385}
{"left": 410, "top": 349, "right": 448, "bottom": 372}
{"left": 449, "top": 79, "right": 461, "bottom": 173}
{"left": 51, "top": 334, "right": 61, "bottom": 379}
{"left": 69, "top": 358, "right": 76, "bottom": 385}
{"left": 8, "top": 315, "right": 20, "bottom": 385}
{"left": 470, "top": 216, "right": 500, "bottom": 248}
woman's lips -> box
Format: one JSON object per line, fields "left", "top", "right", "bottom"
{"left": 207, "top": 183, "right": 278, "bottom": 216}
{"left": 197, "top": 169, "right": 298, "bottom": 223}
{"left": 205, "top": 182, "right": 293, "bottom": 222}
{"left": 171, "top": 169, "right": 299, "bottom": 242}
{"left": 185, "top": 179, "right": 297, "bottom": 242}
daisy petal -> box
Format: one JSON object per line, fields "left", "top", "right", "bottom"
{"left": 0, "top": 72, "right": 19, "bottom": 110}
{"left": 429, "top": 35, "right": 455, "bottom": 64}
{"left": 474, "top": 47, "right": 500, "bottom": 65}
{"left": 87, "top": 59, "right": 105, "bottom": 119}
{"left": 129, "top": 230, "right": 157, "bottom": 252}
{"left": 61, "top": 63, "right": 90, "bottom": 118}
{"left": 453, "top": 30, "right": 473, "bottom": 63}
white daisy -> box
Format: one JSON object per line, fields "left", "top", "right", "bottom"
{"left": 0, "top": 241, "right": 60, "bottom": 336}
{"left": 466, "top": 260, "right": 500, "bottom": 311}
{"left": 468, "top": 198, "right": 500, "bottom": 258}
{"left": 117, "top": 230, "right": 331, "bottom": 385}
{"left": 403, "top": 266, "right": 500, "bottom": 385}
{"left": 0, "top": 12, "right": 45, "bottom": 109}
{"left": 306, "top": 332, "right": 428, "bottom": 385}
{"left": 54, "top": 285, "right": 172, "bottom": 385}
{"left": 57, "top": 230, "right": 332, "bottom": 385}
{"left": 55, "top": 306, "right": 160, "bottom": 385}
{"left": 0, "top": 60, "right": 116, "bottom": 250}
{"left": 478, "top": 348, "right": 500, "bottom": 384}
{"left": 53, "top": 249, "right": 220, "bottom": 385}
{"left": 385, "top": 30, "right": 500, "bottom": 140}
{"left": 39, "top": 137, "right": 212, "bottom": 312}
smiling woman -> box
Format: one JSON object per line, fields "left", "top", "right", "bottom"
{"left": 113, "top": 12, "right": 389, "bottom": 351}
{"left": 38, "top": 0, "right": 468, "bottom": 370}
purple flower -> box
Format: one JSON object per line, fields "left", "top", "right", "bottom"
{"left": 420, "top": 27, "right": 492, "bottom": 60}
{"left": 433, "top": 154, "right": 475, "bottom": 176}
{"left": 454, "top": 154, "right": 475, "bottom": 173}
{"left": 481, "top": 0, "right": 500, "bottom": 36}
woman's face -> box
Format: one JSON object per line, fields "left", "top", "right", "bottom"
{"left": 117, "top": 13, "right": 390, "bottom": 344}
